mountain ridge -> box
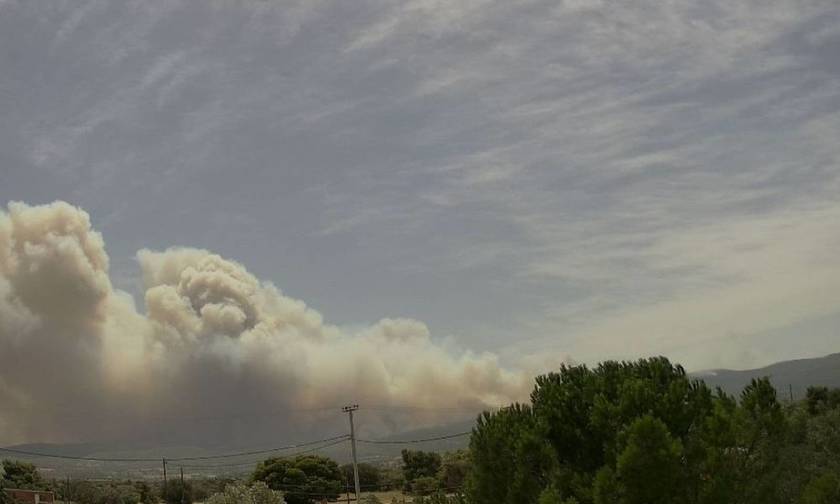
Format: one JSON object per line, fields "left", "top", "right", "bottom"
{"left": 693, "top": 352, "right": 840, "bottom": 399}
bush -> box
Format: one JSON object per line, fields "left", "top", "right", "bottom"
{"left": 206, "top": 482, "right": 285, "bottom": 504}
{"left": 253, "top": 455, "right": 342, "bottom": 504}
{"left": 161, "top": 479, "right": 193, "bottom": 504}
{"left": 437, "top": 451, "right": 469, "bottom": 491}
{"left": 410, "top": 476, "right": 439, "bottom": 496}
{"left": 71, "top": 481, "right": 142, "bottom": 504}
{"left": 1, "top": 460, "right": 45, "bottom": 490}
{"left": 341, "top": 463, "right": 382, "bottom": 490}
{"left": 189, "top": 477, "right": 235, "bottom": 502}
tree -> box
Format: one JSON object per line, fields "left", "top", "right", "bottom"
{"left": 161, "top": 480, "right": 193, "bottom": 504}
{"left": 463, "top": 356, "right": 840, "bottom": 503}
{"left": 136, "top": 481, "right": 156, "bottom": 504}
{"left": 438, "top": 450, "right": 470, "bottom": 491}
{"left": 806, "top": 386, "right": 830, "bottom": 415}
{"left": 410, "top": 477, "right": 439, "bottom": 496}
{"left": 401, "top": 450, "right": 442, "bottom": 489}
{"left": 613, "top": 416, "right": 685, "bottom": 504}
{"left": 70, "top": 481, "right": 143, "bottom": 504}
{"left": 467, "top": 358, "right": 729, "bottom": 504}
{"left": 800, "top": 473, "right": 840, "bottom": 504}
{"left": 732, "top": 378, "right": 787, "bottom": 504}
{"left": 253, "top": 455, "right": 342, "bottom": 504}
{"left": 340, "top": 462, "right": 381, "bottom": 490}
{"left": 465, "top": 404, "right": 552, "bottom": 504}
{"left": 1, "top": 460, "right": 45, "bottom": 490}
{"left": 206, "top": 482, "right": 286, "bottom": 504}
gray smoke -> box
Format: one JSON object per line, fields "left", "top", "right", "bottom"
{"left": 0, "top": 201, "right": 530, "bottom": 447}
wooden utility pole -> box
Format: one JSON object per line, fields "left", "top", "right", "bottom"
{"left": 344, "top": 475, "right": 351, "bottom": 504}
{"left": 180, "top": 467, "right": 186, "bottom": 504}
{"left": 342, "top": 404, "right": 361, "bottom": 500}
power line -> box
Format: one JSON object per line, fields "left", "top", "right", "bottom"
{"left": 169, "top": 434, "right": 349, "bottom": 461}
{"left": 175, "top": 437, "right": 350, "bottom": 469}
{"left": 355, "top": 431, "right": 471, "bottom": 444}
{"left": 0, "top": 434, "right": 349, "bottom": 463}
{"left": 364, "top": 405, "right": 486, "bottom": 413}
{"left": 0, "top": 447, "right": 160, "bottom": 463}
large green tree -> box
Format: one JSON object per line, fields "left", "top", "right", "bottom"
{"left": 253, "top": 455, "right": 342, "bottom": 504}
{"left": 466, "top": 403, "right": 553, "bottom": 504}
{"left": 401, "top": 450, "right": 442, "bottom": 484}
{"left": 161, "top": 479, "right": 193, "bottom": 504}
{"left": 402, "top": 449, "right": 444, "bottom": 494}
{"left": 1, "top": 460, "right": 45, "bottom": 490}
{"left": 465, "top": 357, "right": 799, "bottom": 504}
{"left": 340, "top": 462, "right": 381, "bottom": 490}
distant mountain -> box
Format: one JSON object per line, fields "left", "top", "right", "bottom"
{"left": 694, "top": 353, "right": 840, "bottom": 400}
{"left": 353, "top": 419, "right": 475, "bottom": 465}
{"left": 1, "top": 418, "right": 478, "bottom": 478}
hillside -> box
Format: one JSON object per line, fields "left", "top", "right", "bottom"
{"left": 0, "top": 419, "right": 478, "bottom": 478}
{"left": 8, "top": 352, "right": 840, "bottom": 479}
{"left": 695, "top": 353, "right": 840, "bottom": 399}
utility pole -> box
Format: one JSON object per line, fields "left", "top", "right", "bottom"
{"left": 162, "top": 458, "right": 168, "bottom": 490}
{"left": 342, "top": 404, "right": 361, "bottom": 500}
{"left": 180, "top": 467, "right": 185, "bottom": 504}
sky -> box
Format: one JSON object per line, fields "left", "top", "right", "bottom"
{"left": 1, "top": 0, "right": 839, "bottom": 402}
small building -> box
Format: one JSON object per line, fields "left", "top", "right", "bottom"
{"left": 4, "top": 488, "right": 55, "bottom": 504}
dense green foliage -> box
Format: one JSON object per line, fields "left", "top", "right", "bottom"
{"left": 466, "top": 357, "right": 840, "bottom": 504}
{"left": 401, "top": 449, "right": 441, "bottom": 490}
{"left": 161, "top": 479, "right": 193, "bottom": 504}
{"left": 70, "top": 480, "right": 155, "bottom": 504}
{"left": 206, "top": 482, "right": 286, "bottom": 504}
{"left": 1, "top": 460, "right": 45, "bottom": 490}
{"left": 341, "top": 462, "right": 383, "bottom": 490}
{"left": 412, "top": 492, "right": 467, "bottom": 504}
{"left": 252, "top": 454, "right": 342, "bottom": 504}
{"left": 438, "top": 450, "right": 470, "bottom": 491}
{"left": 188, "top": 477, "right": 235, "bottom": 502}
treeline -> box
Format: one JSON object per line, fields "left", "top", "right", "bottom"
{"left": 250, "top": 449, "right": 469, "bottom": 504}
{"left": 465, "top": 357, "right": 840, "bottom": 504}
{"left": 0, "top": 460, "right": 230, "bottom": 504}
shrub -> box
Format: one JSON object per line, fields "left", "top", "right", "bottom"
{"left": 206, "top": 482, "right": 285, "bottom": 504}
{"left": 161, "top": 479, "right": 193, "bottom": 504}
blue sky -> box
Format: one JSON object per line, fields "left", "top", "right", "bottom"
{"left": 2, "top": 0, "right": 839, "bottom": 371}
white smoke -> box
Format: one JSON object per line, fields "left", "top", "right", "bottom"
{"left": 0, "top": 201, "right": 530, "bottom": 446}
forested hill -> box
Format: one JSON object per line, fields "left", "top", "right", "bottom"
{"left": 695, "top": 352, "right": 840, "bottom": 399}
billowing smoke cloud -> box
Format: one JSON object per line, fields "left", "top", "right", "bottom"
{"left": 0, "top": 201, "right": 530, "bottom": 447}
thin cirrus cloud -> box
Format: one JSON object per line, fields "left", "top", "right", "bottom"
{"left": 0, "top": 0, "right": 839, "bottom": 407}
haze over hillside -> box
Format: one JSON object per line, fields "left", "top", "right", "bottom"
{"left": 698, "top": 353, "right": 840, "bottom": 400}
{"left": 8, "top": 352, "right": 840, "bottom": 480}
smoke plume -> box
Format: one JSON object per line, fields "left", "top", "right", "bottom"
{"left": 0, "top": 201, "right": 529, "bottom": 447}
